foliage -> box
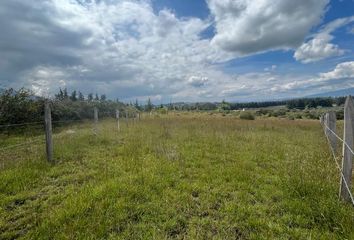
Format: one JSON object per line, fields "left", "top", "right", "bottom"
{"left": 0, "top": 88, "right": 130, "bottom": 125}
{"left": 0, "top": 88, "right": 44, "bottom": 125}
{"left": 239, "top": 111, "right": 255, "bottom": 120}
{"left": 145, "top": 98, "right": 153, "bottom": 112}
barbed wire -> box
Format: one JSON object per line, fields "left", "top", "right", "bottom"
{"left": 0, "top": 119, "right": 86, "bottom": 129}
{"left": 323, "top": 122, "right": 354, "bottom": 156}
{"left": 0, "top": 137, "right": 45, "bottom": 152}
{"left": 0, "top": 121, "right": 44, "bottom": 128}
{"left": 52, "top": 119, "right": 84, "bottom": 124}
{"left": 322, "top": 122, "right": 354, "bottom": 205}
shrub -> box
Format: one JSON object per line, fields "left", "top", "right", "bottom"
{"left": 239, "top": 111, "right": 255, "bottom": 120}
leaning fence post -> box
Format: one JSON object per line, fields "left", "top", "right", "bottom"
{"left": 340, "top": 96, "right": 354, "bottom": 202}
{"left": 94, "top": 107, "right": 98, "bottom": 134}
{"left": 44, "top": 101, "right": 54, "bottom": 163}
{"left": 116, "top": 109, "right": 120, "bottom": 131}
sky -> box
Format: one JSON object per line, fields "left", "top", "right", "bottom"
{"left": 0, "top": 0, "right": 353, "bottom": 103}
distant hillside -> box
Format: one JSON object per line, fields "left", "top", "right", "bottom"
{"left": 307, "top": 88, "right": 354, "bottom": 98}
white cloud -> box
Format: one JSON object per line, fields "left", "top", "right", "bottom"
{"left": 0, "top": 0, "right": 352, "bottom": 102}
{"left": 294, "top": 17, "right": 354, "bottom": 63}
{"left": 187, "top": 76, "right": 209, "bottom": 87}
{"left": 270, "top": 61, "right": 354, "bottom": 93}
{"left": 26, "top": 66, "right": 69, "bottom": 97}
{"left": 319, "top": 61, "right": 354, "bottom": 80}
{"left": 207, "top": 0, "right": 329, "bottom": 55}
{"left": 0, "top": 0, "right": 234, "bottom": 101}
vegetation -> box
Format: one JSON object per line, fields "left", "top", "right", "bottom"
{"left": 166, "top": 97, "right": 349, "bottom": 111}
{"left": 0, "top": 113, "right": 353, "bottom": 239}
{"left": 0, "top": 88, "right": 129, "bottom": 125}
{"left": 239, "top": 111, "right": 255, "bottom": 120}
{"left": 1, "top": 88, "right": 351, "bottom": 126}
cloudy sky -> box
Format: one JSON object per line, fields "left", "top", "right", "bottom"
{"left": 0, "top": 0, "right": 353, "bottom": 103}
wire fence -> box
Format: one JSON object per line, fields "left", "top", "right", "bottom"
{"left": 0, "top": 121, "right": 44, "bottom": 128}
{"left": 0, "top": 104, "right": 141, "bottom": 168}
{"left": 323, "top": 122, "right": 354, "bottom": 205}
{"left": 321, "top": 96, "right": 354, "bottom": 205}
{"left": 1, "top": 99, "right": 353, "bottom": 205}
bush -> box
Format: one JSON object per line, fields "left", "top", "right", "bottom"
{"left": 239, "top": 111, "right": 255, "bottom": 120}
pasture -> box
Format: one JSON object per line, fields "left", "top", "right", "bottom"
{"left": 0, "top": 113, "right": 353, "bottom": 239}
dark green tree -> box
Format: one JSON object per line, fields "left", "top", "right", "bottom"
{"left": 146, "top": 98, "right": 153, "bottom": 112}
{"left": 63, "top": 88, "right": 68, "bottom": 100}
{"left": 70, "top": 90, "right": 77, "bottom": 101}
{"left": 88, "top": 93, "right": 93, "bottom": 102}
{"left": 78, "top": 91, "right": 85, "bottom": 101}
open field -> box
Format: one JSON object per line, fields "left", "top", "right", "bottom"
{"left": 0, "top": 113, "right": 353, "bottom": 239}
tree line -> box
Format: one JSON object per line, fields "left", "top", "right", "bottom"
{"left": 0, "top": 88, "right": 131, "bottom": 125}
{"left": 166, "top": 97, "right": 348, "bottom": 111}
{"left": 0, "top": 87, "right": 350, "bottom": 125}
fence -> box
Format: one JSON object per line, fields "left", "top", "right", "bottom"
{"left": 321, "top": 96, "right": 354, "bottom": 205}
{"left": 0, "top": 101, "right": 141, "bottom": 167}
{"left": 2, "top": 99, "right": 353, "bottom": 204}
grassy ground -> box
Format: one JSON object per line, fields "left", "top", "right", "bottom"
{"left": 0, "top": 113, "right": 353, "bottom": 239}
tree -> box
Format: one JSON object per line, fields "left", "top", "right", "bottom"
{"left": 100, "top": 94, "right": 106, "bottom": 102}
{"left": 95, "top": 93, "right": 99, "bottom": 101}
{"left": 78, "top": 91, "right": 85, "bottom": 101}
{"left": 146, "top": 98, "right": 153, "bottom": 112}
{"left": 88, "top": 93, "right": 93, "bottom": 102}
{"left": 70, "top": 90, "right": 77, "bottom": 101}
{"left": 63, "top": 88, "right": 68, "bottom": 100}
{"left": 135, "top": 99, "right": 140, "bottom": 110}
{"left": 220, "top": 100, "right": 231, "bottom": 111}
{"left": 55, "top": 88, "right": 64, "bottom": 101}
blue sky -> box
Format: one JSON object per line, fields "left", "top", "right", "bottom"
{"left": 0, "top": 0, "right": 353, "bottom": 102}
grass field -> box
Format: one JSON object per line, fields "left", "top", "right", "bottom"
{"left": 0, "top": 113, "right": 353, "bottom": 239}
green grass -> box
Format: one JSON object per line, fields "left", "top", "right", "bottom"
{"left": 0, "top": 113, "right": 353, "bottom": 239}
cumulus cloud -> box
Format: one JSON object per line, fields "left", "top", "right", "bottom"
{"left": 0, "top": 0, "right": 352, "bottom": 102}
{"left": 319, "top": 61, "right": 354, "bottom": 80}
{"left": 187, "top": 76, "right": 209, "bottom": 87}
{"left": 270, "top": 61, "right": 354, "bottom": 93}
{"left": 294, "top": 17, "right": 354, "bottom": 63}
{"left": 0, "top": 0, "right": 232, "bottom": 101}
{"left": 207, "top": 0, "right": 329, "bottom": 55}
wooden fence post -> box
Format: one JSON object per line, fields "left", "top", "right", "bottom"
{"left": 126, "top": 111, "right": 129, "bottom": 127}
{"left": 340, "top": 96, "right": 354, "bottom": 202}
{"left": 116, "top": 109, "right": 120, "bottom": 131}
{"left": 320, "top": 114, "right": 325, "bottom": 127}
{"left": 325, "top": 111, "right": 337, "bottom": 153}
{"left": 44, "top": 101, "right": 54, "bottom": 163}
{"left": 94, "top": 107, "right": 98, "bottom": 134}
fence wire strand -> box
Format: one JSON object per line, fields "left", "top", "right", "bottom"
{"left": 0, "top": 121, "right": 44, "bottom": 128}
{"left": 0, "top": 137, "right": 45, "bottom": 152}
{"left": 323, "top": 122, "right": 354, "bottom": 156}
{"left": 323, "top": 122, "right": 354, "bottom": 205}
{"left": 0, "top": 119, "right": 85, "bottom": 129}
